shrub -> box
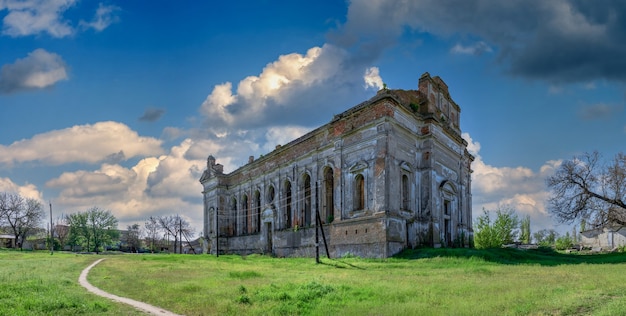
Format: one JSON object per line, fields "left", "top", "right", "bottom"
{"left": 555, "top": 233, "right": 573, "bottom": 250}
{"left": 474, "top": 207, "right": 519, "bottom": 249}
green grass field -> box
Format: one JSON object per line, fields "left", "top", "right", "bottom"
{"left": 0, "top": 249, "right": 142, "bottom": 315}
{"left": 2, "top": 248, "right": 626, "bottom": 315}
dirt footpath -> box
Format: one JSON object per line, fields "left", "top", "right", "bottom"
{"left": 79, "top": 258, "right": 183, "bottom": 316}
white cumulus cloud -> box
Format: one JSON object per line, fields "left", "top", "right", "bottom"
{"left": 200, "top": 46, "right": 325, "bottom": 125}
{"left": 45, "top": 138, "right": 208, "bottom": 233}
{"left": 0, "top": 177, "right": 43, "bottom": 201}
{"left": 79, "top": 3, "right": 120, "bottom": 32}
{"left": 0, "top": 121, "right": 164, "bottom": 166}
{"left": 0, "top": 49, "right": 68, "bottom": 94}
{"left": 262, "top": 126, "right": 312, "bottom": 153}
{"left": 364, "top": 67, "right": 384, "bottom": 90}
{"left": 0, "top": 0, "right": 77, "bottom": 37}
{"left": 199, "top": 44, "right": 357, "bottom": 128}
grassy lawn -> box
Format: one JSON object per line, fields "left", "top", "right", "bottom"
{"left": 3, "top": 248, "right": 626, "bottom": 315}
{"left": 0, "top": 249, "right": 143, "bottom": 315}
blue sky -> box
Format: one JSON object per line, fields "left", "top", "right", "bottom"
{"left": 1, "top": 0, "right": 625, "bottom": 237}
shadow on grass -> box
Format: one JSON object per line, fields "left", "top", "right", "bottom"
{"left": 319, "top": 258, "right": 366, "bottom": 270}
{"left": 394, "top": 247, "right": 626, "bottom": 266}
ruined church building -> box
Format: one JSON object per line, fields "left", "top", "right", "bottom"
{"left": 200, "top": 72, "right": 474, "bottom": 258}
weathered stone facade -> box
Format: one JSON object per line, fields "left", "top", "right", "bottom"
{"left": 200, "top": 72, "right": 474, "bottom": 258}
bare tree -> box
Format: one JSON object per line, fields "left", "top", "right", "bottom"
{"left": 124, "top": 223, "right": 142, "bottom": 252}
{"left": 144, "top": 216, "right": 161, "bottom": 253}
{"left": 156, "top": 215, "right": 195, "bottom": 253}
{"left": 0, "top": 192, "right": 44, "bottom": 249}
{"left": 547, "top": 151, "right": 626, "bottom": 227}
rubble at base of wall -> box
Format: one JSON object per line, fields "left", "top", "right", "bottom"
{"left": 502, "top": 243, "right": 539, "bottom": 250}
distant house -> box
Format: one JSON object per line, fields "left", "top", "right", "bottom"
{"left": 0, "top": 234, "right": 15, "bottom": 248}
{"left": 580, "top": 225, "right": 626, "bottom": 250}
{"left": 182, "top": 237, "right": 203, "bottom": 254}
{"left": 22, "top": 238, "right": 47, "bottom": 250}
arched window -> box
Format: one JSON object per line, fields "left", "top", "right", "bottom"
{"left": 254, "top": 190, "right": 261, "bottom": 233}
{"left": 230, "top": 197, "right": 238, "bottom": 236}
{"left": 402, "top": 174, "right": 409, "bottom": 210}
{"left": 323, "top": 167, "right": 334, "bottom": 223}
{"left": 284, "top": 180, "right": 292, "bottom": 228}
{"left": 355, "top": 174, "right": 365, "bottom": 210}
{"left": 242, "top": 194, "right": 249, "bottom": 234}
{"left": 303, "top": 174, "right": 312, "bottom": 227}
{"left": 267, "top": 185, "right": 275, "bottom": 203}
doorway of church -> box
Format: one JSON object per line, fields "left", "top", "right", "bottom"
{"left": 265, "top": 222, "right": 273, "bottom": 255}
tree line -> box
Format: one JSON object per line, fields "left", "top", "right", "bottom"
{"left": 473, "top": 207, "right": 576, "bottom": 250}
{"left": 475, "top": 151, "right": 626, "bottom": 250}
{"left": 1, "top": 192, "right": 195, "bottom": 253}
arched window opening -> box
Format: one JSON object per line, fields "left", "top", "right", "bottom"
{"left": 402, "top": 174, "right": 410, "bottom": 210}
{"left": 267, "top": 185, "right": 275, "bottom": 203}
{"left": 284, "top": 180, "right": 292, "bottom": 229}
{"left": 254, "top": 190, "right": 261, "bottom": 233}
{"left": 355, "top": 174, "right": 365, "bottom": 210}
{"left": 230, "top": 197, "right": 238, "bottom": 236}
{"left": 242, "top": 194, "right": 249, "bottom": 234}
{"left": 303, "top": 174, "right": 312, "bottom": 227}
{"left": 323, "top": 167, "right": 334, "bottom": 224}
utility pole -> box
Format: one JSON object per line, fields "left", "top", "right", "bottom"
{"left": 179, "top": 217, "right": 183, "bottom": 254}
{"left": 315, "top": 183, "right": 319, "bottom": 263}
{"left": 316, "top": 209, "right": 330, "bottom": 259}
{"left": 49, "top": 201, "right": 53, "bottom": 255}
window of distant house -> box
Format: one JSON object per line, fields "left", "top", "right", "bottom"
{"left": 355, "top": 174, "right": 365, "bottom": 210}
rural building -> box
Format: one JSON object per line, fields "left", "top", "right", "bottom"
{"left": 580, "top": 225, "right": 626, "bottom": 250}
{"left": 0, "top": 234, "right": 15, "bottom": 248}
{"left": 200, "top": 72, "right": 474, "bottom": 258}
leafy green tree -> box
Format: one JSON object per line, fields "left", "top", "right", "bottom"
{"left": 533, "top": 229, "right": 559, "bottom": 247}
{"left": 474, "top": 207, "right": 519, "bottom": 249}
{"left": 555, "top": 232, "right": 573, "bottom": 250}
{"left": 67, "top": 207, "right": 118, "bottom": 253}
{"left": 67, "top": 212, "right": 90, "bottom": 251}
{"left": 474, "top": 210, "right": 494, "bottom": 249}
{"left": 519, "top": 215, "right": 531, "bottom": 244}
